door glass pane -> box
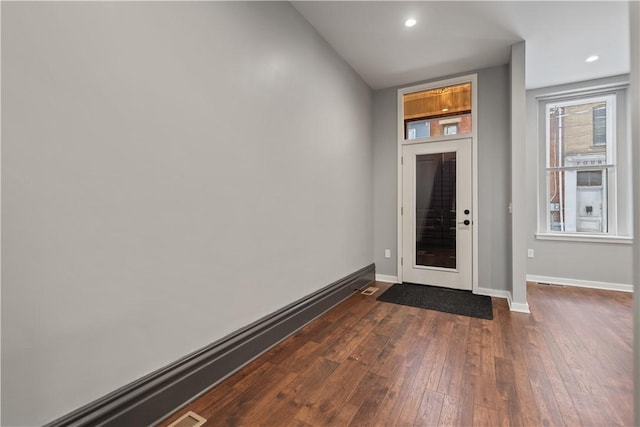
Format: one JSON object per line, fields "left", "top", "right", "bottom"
{"left": 415, "top": 152, "right": 456, "bottom": 268}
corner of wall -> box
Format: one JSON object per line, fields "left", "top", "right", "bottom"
{"left": 509, "top": 41, "right": 528, "bottom": 307}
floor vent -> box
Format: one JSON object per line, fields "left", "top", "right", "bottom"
{"left": 166, "top": 411, "right": 207, "bottom": 427}
{"left": 539, "top": 282, "right": 565, "bottom": 287}
{"left": 361, "top": 286, "right": 379, "bottom": 296}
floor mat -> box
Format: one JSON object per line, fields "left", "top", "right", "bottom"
{"left": 377, "top": 282, "right": 493, "bottom": 320}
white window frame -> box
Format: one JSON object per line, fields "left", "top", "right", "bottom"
{"left": 536, "top": 86, "right": 632, "bottom": 244}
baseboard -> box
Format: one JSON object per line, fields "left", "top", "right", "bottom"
{"left": 527, "top": 274, "right": 633, "bottom": 293}
{"left": 45, "top": 264, "right": 375, "bottom": 427}
{"left": 475, "top": 287, "right": 510, "bottom": 300}
{"left": 375, "top": 274, "right": 398, "bottom": 283}
{"left": 476, "top": 287, "right": 530, "bottom": 313}
{"left": 507, "top": 295, "right": 531, "bottom": 313}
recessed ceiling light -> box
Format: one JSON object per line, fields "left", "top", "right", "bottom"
{"left": 405, "top": 18, "right": 417, "bottom": 28}
{"left": 586, "top": 55, "right": 599, "bottom": 63}
{"left": 442, "top": 108, "right": 449, "bottom": 112}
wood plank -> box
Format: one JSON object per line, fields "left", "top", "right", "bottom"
{"left": 424, "top": 317, "right": 455, "bottom": 391}
{"left": 258, "top": 357, "right": 339, "bottom": 425}
{"left": 437, "top": 394, "right": 459, "bottom": 427}
{"left": 527, "top": 368, "right": 565, "bottom": 427}
{"left": 472, "top": 374, "right": 499, "bottom": 411}
{"left": 414, "top": 389, "right": 445, "bottom": 426}
{"left": 464, "top": 319, "right": 482, "bottom": 375}
{"left": 347, "top": 373, "right": 391, "bottom": 427}
{"left": 228, "top": 371, "right": 298, "bottom": 426}
{"left": 494, "top": 357, "right": 524, "bottom": 427}
{"left": 293, "top": 358, "right": 369, "bottom": 425}
{"left": 436, "top": 321, "right": 470, "bottom": 398}
{"left": 370, "top": 356, "right": 422, "bottom": 426}
{"left": 472, "top": 404, "right": 500, "bottom": 427}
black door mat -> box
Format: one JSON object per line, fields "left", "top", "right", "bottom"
{"left": 377, "top": 283, "right": 493, "bottom": 320}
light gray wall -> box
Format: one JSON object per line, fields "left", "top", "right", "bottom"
{"left": 1, "top": 2, "right": 373, "bottom": 425}
{"left": 510, "top": 42, "right": 527, "bottom": 307}
{"left": 372, "top": 65, "right": 512, "bottom": 291}
{"left": 478, "top": 66, "right": 512, "bottom": 293}
{"left": 372, "top": 88, "right": 397, "bottom": 277}
{"left": 525, "top": 75, "right": 634, "bottom": 286}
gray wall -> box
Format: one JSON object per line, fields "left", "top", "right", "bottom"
{"left": 373, "top": 65, "right": 512, "bottom": 292}
{"left": 525, "top": 75, "right": 634, "bottom": 286}
{"left": 510, "top": 42, "right": 527, "bottom": 307}
{"left": 1, "top": 2, "right": 373, "bottom": 425}
{"left": 372, "top": 88, "right": 397, "bottom": 276}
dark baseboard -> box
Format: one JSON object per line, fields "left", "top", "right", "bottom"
{"left": 45, "top": 264, "right": 375, "bottom": 427}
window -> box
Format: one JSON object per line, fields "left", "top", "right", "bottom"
{"left": 442, "top": 123, "right": 458, "bottom": 135}
{"left": 541, "top": 91, "right": 629, "bottom": 237}
{"left": 592, "top": 105, "right": 606, "bottom": 146}
{"left": 407, "top": 120, "right": 431, "bottom": 139}
{"left": 403, "top": 82, "right": 472, "bottom": 140}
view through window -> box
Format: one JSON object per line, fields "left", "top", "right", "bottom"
{"left": 403, "top": 82, "right": 471, "bottom": 140}
{"left": 545, "top": 95, "right": 615, "bottom": 233}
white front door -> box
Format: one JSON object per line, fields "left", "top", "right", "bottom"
{"left": 402, "top": 138, "right": 472, "bottom": 290}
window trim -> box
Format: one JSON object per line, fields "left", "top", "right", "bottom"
{"left": 536, "top": 84, "right": 631, "bottom": 241}
{"left": 535, "top": 232, "right": 632, "bottom": 245}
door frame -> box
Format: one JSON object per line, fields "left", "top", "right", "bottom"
{"left": 396, "top": 73, "right": 479, "bottom": 292}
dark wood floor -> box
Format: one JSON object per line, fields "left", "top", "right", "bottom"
{"left": 158, "top": 282, "right": 633, "bottom": 426}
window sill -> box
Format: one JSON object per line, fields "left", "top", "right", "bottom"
{"left": 535, "top": 233, "right": 633, "bottom": 245}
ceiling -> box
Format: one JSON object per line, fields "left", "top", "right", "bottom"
{"left": 292, "top": 1, "right": 630, "bottom": 90}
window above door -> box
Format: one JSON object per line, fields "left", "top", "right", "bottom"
{"left": 402, "top": 82, "right": 472, "bottom": 141}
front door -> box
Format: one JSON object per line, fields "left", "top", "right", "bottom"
{"left": 402, "top": 138, "right": 472, "bottom": 290}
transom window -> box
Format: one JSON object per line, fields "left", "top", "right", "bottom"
{"left": 403, "top": 82, "right": 471, "bottom": 140}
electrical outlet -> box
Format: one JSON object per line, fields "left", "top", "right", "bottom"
{"left": 384, "top": 249, "right": 391, "bottom": 259}
{"left": 528, "top": 249, "right": 534, "bottom": 258}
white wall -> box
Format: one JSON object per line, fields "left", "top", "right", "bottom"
{"left": 372, "top": 65, "right": 512, "bottom": 291}
{"left": 1, "top": 3, "right": 373, "bottom": 425}
{"left": 525, "top": 75, "right": 634, "bottom": 288}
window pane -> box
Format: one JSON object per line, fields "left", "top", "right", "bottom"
{"left": 403, "top": 82, "right": 471, "bottom": 140}
{"left": 443, "top": 123, "right": 458, "bottom": 135}
{"left": 593, "top": 105, "right": 606, "bottom": 146}
{"left": 547, "top": 169, "right": 607, "bottom": 233}
{"left": 577, "top": 170, "right": 603, "bottom": 186}
{"left": 416, "top": 152, "right": 456, "bottom": 269}
{"left": 407, "top": 120, "right": 430, "bottom": 139}
{"left": 406, "top": 113, "right": 471, "bottom": 140}
{"left": 548, "top": 100, "right": 609, "bottom": 168}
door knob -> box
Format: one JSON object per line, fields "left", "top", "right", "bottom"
{"left": 457, "top": 219, "right": 471, "bottom": 226}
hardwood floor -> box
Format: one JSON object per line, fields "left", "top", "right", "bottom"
{"left": 157, "top": 282, "right": 633, "bottom": 426}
